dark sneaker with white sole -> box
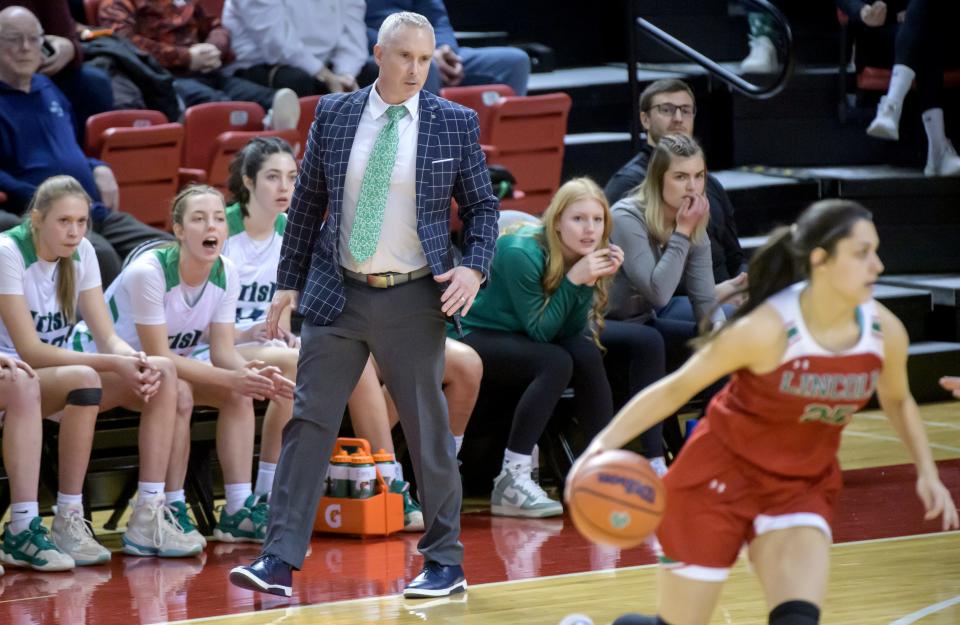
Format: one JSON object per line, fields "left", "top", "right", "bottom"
{"left": 229, "top": 554, "right": 292, "bottom": 597}
{"left": 403, "top": 561, "right": 467, "bottom": 598}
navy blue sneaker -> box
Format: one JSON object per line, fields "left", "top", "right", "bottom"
{"left": 403, "top": 561, "right": 467, "bottom": 598}
{"left": 229, "top": 554, "right": 292, "bottom": 597}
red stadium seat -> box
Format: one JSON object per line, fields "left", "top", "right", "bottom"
{"left": 85, "top": 110, "right": 183, "bottom": 229}
{"left": 182, "top": 102, "right": 302, "bottom": 195}
{"left": 440, "top": 84, "right": 516, "bottom": 144}
{"left": 85, "top": 109, "right": 168, "bottom": 156}
{"left": 483, "top": 93, "right": 571, "bottom": 216}
{"left": 201, "top": 129, "right": 301, "bottom": 198}
{"left": 182, "top": 102, "right": 266, "bottom": 172}
{"left": 84, "top": 0, "right": 101, "bottom": 26}
{"left": 297, "top": 95, "right": 322, "bottom": 157}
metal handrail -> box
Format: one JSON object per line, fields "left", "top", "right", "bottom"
{"left": 627, "top": 0, "right": 795, "bottom": 150}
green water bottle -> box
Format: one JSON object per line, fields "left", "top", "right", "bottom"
{"left": 373, "top": 448, "right": 401, "bottom": 488}
{"left": 349, "top": 451, "right": 377, "bottom": 499}
{"left": 328, "top": 449, "right": 352, "bottom": 498}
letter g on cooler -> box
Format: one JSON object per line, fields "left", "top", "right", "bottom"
{"left": 324, "top": 503, "right": 342, "bottom": 528}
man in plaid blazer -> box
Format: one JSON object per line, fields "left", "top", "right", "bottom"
{"left": 230, "top": 11, "right": 497, "bottom": 599}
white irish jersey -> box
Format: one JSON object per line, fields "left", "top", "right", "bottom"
{"left": 71, "top": 245, "right": 239, "bottom": 357}
{"left": 221, "top": 203, "right": 286, "bottom": 331}
{"left": 0, "top": 223, "right": 100, "bottom": 356}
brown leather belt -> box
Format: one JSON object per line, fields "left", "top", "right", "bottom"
{"left": 342, "top": 266, "right": 432, "bottom": 288}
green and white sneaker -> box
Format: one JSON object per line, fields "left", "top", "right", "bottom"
{"left": 490, "top": 463, "right": 563, "bottom": 518}
{"left": 390, "top": 480, "right": 424, "bottom": 532}
{"left": 213, "top": 495, "right": 268, "bottom": 543}
{"left": 167, "top": 501, "right": 207, "bottom": 549}
{"left": 122, "top": 494, "right": 203, "bottom": 558}
{"left": 51, "top": 504, "right": 111, "bottom": 566}
{"left": 1, "top": 517, "right": 75, "bottom": 571}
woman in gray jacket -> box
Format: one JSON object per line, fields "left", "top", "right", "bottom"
{"left": 608, "top": 134, "right": 720, "bottom": 371}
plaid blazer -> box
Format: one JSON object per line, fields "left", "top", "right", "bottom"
{"left": 276, "top": 86, "right": 499, "bottom": 326}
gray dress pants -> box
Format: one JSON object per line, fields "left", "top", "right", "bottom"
{"left": 263, "top": 275, "right": 463, "bottom": 569}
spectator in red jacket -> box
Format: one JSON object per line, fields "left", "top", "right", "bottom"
{"left": 98, "top": 0, "right": 299, "bottom": 129}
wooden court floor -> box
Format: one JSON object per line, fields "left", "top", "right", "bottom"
{"left": 0, "top": 403, "right": 957, "bottom": 625}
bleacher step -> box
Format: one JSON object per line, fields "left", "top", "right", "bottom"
{"left": 905, "top": 342, "right": 960, "bottom": 403}
{"left": 880, "top": 276, "right": 960, "bottom": 342}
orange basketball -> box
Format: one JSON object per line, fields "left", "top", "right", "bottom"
{"left": 566, "top": 449, "right": 666, "bottom": 548}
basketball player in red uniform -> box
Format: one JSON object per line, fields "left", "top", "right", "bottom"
{"left": 568, "top": 199, "right": 958, "bottom": 625}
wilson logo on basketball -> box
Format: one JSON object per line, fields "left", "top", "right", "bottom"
{"left": 597, "top": 473, "right": 656, "bottom": 503}
{"left": 609, "top": 511, "right": 631, "bottom": 529}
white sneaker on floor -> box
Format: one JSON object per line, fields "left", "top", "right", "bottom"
{"left": 490, "top": 463, "right": 563, "bottom": 518}
{"left": 265, "top": 87, "right": 300, "bottom": 130}
{"left": 166, "top": 501, "right": 207, "bottom": 549}
{"left": 122, "top": 495, "right": 202, "bottom": 558}
{"left": 867, "top": 96, "right": 901, "bottom": 141}
{"left": 51, "top": 504, "right": 111, "bottom": 566}
{"left": 740, "top": 35, "right": 778, "bottom": 73}
{"left": 1, "top": 517, "right": 75, "bottom": 571}
{"left": 925, "top": 140, "right": 960, "bottom": 177}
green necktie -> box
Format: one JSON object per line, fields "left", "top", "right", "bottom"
{"left": 348, "top": 104, "right": 407, "bottom": 262}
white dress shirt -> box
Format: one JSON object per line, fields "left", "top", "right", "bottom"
{"left": 222, "top": 0, "right": 367, "bottom": 78}
{"left": 339, "top": 82, "right": 427, "bottom": 274}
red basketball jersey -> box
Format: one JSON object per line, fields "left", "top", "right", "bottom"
{"left": 703, "top": 283, "right": 885, "bottom": 478}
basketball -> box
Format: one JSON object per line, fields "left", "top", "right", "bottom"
{"left": 566, "top": 449, "right": 666, "bottom": 548}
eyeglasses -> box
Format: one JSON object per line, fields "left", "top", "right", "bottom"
{"left": 648, "top": 103, "right": 697, "bottom": 118}
{"left": 0, "top": 32, "right": 45, "bottom": 48}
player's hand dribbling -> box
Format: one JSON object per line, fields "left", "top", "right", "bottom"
{"left": 916, "top": 473, "right": 959, "bottom": 531}
{"left": 564, "top": 440, "right": 607, "bottom": 505}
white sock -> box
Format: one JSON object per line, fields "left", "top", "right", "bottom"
{"left": 224, "top": 483, "right": 253, "bottom": 515}
{"left": 9, "top": 501, "right": 38, "bottom": 534}
{"left": 453, "top": 435, "right": 464, "bottom": 456}
{"left": 137, "top": 482, "right": 165, "bottom": 506}
{"left": 255, "top": 461, "right": 277, "bottom": 497}
{"left": 648, "top": 456, "right": 668, "bottom": 478}
{"left": 503, "top": 449, "right": 532, "bottom": 471}
{"left": 164, "top": 489, "right": 186, "bottom": 505}
{"left": 56, "top": 492, "right": 83, "bottom": 509}
{"left": 886, "top": 64, "right": 916, "bottom": 109}
{"left": 923, "top": 108, "right": 947, "bottom": 157}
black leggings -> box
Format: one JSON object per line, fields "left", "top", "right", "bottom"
{"left": 851, "top": 0, "right": 960, "bottom": 110}
{"left": 601, "top": 320, "right": 667, "bottom": 457}
{"left": 232, "top": 64, "right": 329, "bottom": 97}
{"left": 461, "top": 329, "right": 613, "bottom": 456}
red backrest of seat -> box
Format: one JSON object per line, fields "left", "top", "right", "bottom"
{"left": 98, "top": 123, "right": 184, "bottom": 229}
{"left": 84, "top": 0, "right": 102, "bottom": 26}
{"left": 836, "top": 8, "right": 849, "bottom": 26}
{"left": 484, "top": 93, "right": 571, "bottom": 215}
{"left": 85, "top": 109, "right": 169, "bottom": 156}
{"left": 857, "top": 67, "right": 960, "bottom": 91}
{"left": 205, "top": 129, "right": 301, "bottom": 197}
{"left": 440, "top": 84, "right": 516, "bottom": 144}
{"left": 182, "top": 102, "right": 265, "bottom": 170}
{"left": 297, "top": 95, "right": 322, "bottom": 157}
